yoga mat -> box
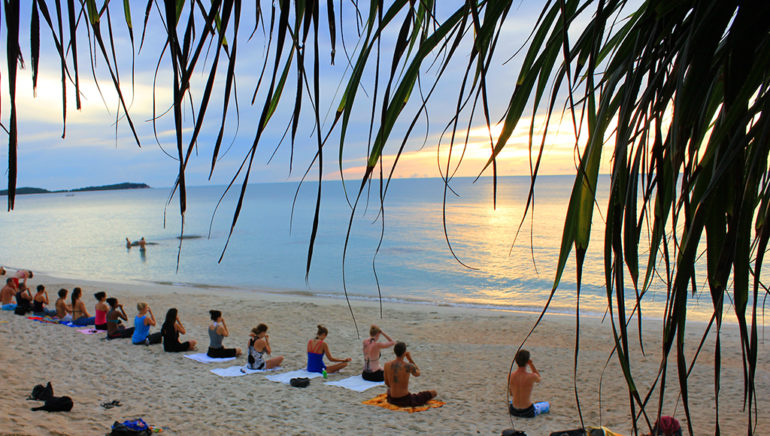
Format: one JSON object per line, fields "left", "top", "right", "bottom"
{"left": 210, "top": 366, "right": 281, "bottom": 377}
{"left": 77, "top": 328, "right": 100, "bottom": 335}
{"left": 324, "top": 375, "right": 385, "bottom": 392}
{"left": 265, "top": 369, "right": 322, "bottom": 384}
{"left": 184, "top": 353, "right": 237, "bottom": 364}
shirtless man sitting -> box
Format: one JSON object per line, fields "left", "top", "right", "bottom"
{"left": 383, "top": 342, "right": 437, "bottom": 407}
{"left": 1, "top": 278, "right": 17, "bottom": 309}
{"left": 508, "top": 349, "right": 541, "bottom": 417}
{"left": 55, "top": 289, "right": 72, "bottom": 320}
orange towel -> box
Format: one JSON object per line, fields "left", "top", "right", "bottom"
{"left": 362, "top": 393, "right": 445, "bottom": 413}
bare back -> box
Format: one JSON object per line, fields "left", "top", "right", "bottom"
{"left": 55, "top": 298, "right": 70, "bottom": 318}
{"left": 508, "top": 368, "right": 540, "bottom": 409}
{"left": 72, "top": 299, "right": 89, "bottom": 319}
{"left": 1, "top": 284, "right": 14, "bottom": 305}
{"left": 384, "top": 359, "right": 417, "bottom": 398}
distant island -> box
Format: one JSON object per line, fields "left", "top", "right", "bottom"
{"left": 0, "top": 182, "right": 150, "bottom": 196}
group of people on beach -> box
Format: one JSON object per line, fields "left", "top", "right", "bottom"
{"left": 204, "top": 309, "right": 438, "bottom": 408}
{"left": 2, "top": 268, "right": 440, "bottom": 409}
{"left": 2, "top": 274, "right": 197, "bottom": 350}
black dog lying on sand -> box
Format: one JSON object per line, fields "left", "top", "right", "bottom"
{"left": 28, "top": 382, "right": 73, "bottom": 412}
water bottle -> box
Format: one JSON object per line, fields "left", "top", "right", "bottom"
{"left": 534, "top": 401, "right": 549, "bottom": 415}
{"left": 322, "top": 369, "right": 327, "bottom": 379}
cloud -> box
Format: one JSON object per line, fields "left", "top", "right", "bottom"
{"left": 335, "top": 112, "right": 615, "bottom": 181}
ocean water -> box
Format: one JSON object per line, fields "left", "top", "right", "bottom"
{"left": 0, "top": 176, "right": 738, "bottom": 321}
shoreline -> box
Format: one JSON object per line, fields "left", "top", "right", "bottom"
{"left": 21, "top": 265, "right": 732, "bottom": 326}
{"left": 1, "top": 272, "right": 766, "bottom": 434}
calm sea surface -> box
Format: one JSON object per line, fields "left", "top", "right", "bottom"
{"left": 0, "top": 176, "right": 741, "bottom": 321}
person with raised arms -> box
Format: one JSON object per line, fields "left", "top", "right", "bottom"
{"left": 32, "top": 285, "right": 57, "bottom": 316}
{"left": 384, "top": 342, "right": 437, "bottom": 407}
{"left": 161, "top": 308, "right": 197, "bottom": 352}
{"left": 106, "top": 297, "right": 134, "bottom": 339}
{"left": 207, "top": 310, "right": 241, "bottom": 358}
{"left": 508, "top": 349, "right": 547, "bottom": 418}
{"left": 361, "top": 325, "right": 395, "bottom": 382}
{"left": 132, "top": 302, "right": 163, "bottom": 345}
{"left": 246, "top": 323, "right": 283, "bottom": 370}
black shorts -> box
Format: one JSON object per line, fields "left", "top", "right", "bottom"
{"left": 107, "top": 327, "right": 135, "bottom": 340}
{"left": 387, "top": 391, "right": 434, "bottom": 407}
{"left": 362, "top": 369, "right": 384, "bottom": 382}
{"left": 164, "top": 341, "right": 191, "bottom": 352}
{"left": 207, "top": 347, "right": 237, "bottom": 358}
{"left": 509, "top": 403, "right": 535, "bottom": 418}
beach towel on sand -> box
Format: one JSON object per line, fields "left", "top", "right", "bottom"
{"left": 59, "top": 321, "right": 80, "bottom": 328}
{"left": 324, "top": 375, "right": 385, "bottom": 392}
{"left": 265, "top": 369, "right": 322, "bottom": 385}
{"left": 210, "top": 366, "right": 281, "bottom": 377}
{"left": 184, "top": 353, "right": 237, "bottom": 364}
{"left": 362, "top": 393, "right": 445, "bottom": 413}
{"left": 77, "top": 328, "right": 99, "bottom": 335}
{"left": 27, "top": 316, "right": 60, "bottom": 324}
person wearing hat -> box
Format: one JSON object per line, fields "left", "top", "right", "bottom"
{"left": 383, "top": 341, "right": 437, "bottom": 407}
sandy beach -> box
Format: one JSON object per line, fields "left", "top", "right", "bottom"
{"left": 1, "top": 273, "right": 767, "bottom": 435}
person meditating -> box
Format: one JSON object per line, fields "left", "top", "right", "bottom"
{"left": 1, "top": 278, "right": 18, "bottom": 310}
{"left": 14, "top": 284, "right": 33, "bottom": 315}
{"left": 246, "top": 324, "right": 283, "bottom": 370}
{"left": 106, "top": 297, "right": 134, "bottom": 339}
{"left": 508, "top": 349, "right": 544, "bottom": 418}
{"left": 94, "top": 292, "right": 109, "bottom": 330}
{"left": 362, "top": 325, "right": 395, "bottom": 381}
{"left": 132, "top": 302, "right": 163, "bottom": 345}
{"left": 161, "top": 308, "right": 197, "bottom": 352}
{"left": 71, "top": 287, "right": 95, "bottom": 326}
{"left": 207, "top": 310, "right": 242, "bottom": 358}
{"left": 384, "top": 341, "right": 437, "bottom": 407}
{"left": 32, "top": 285, "right": 57, "bottom": 316}
{"left": 55, "top": 289, "right": 72, "bottom": 321}
{"left": 307, "top": 325, "right": 351, "bottom": 374}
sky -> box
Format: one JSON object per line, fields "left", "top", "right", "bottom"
{"left": 0, "top": 1, "right": 616, "bottom": 192}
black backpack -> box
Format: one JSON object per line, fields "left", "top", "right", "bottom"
{"left": 290, "top": 377, "right": 310, "bottom": 388}
{"left": 14, "top": 303, "right": 29, "bottom": 315}
{"left": 109, "top": 419, "right": 152, "bottom": 436}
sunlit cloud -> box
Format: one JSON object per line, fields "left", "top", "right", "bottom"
{"left": 338, "top": 112, "right": 616, "bottom": 180}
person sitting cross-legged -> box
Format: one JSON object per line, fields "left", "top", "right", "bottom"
{"left": 106, "top": 298, "right": 134, "bottom": 339}
{"left": 508, "top": 349, "right": 542, "bottom": 418}
{"left": 383, "top": 342, "right": 437, "bottom": 407}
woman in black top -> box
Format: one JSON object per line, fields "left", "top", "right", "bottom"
{"left": 161, "top": 308, "right": 197, "bottom": 352}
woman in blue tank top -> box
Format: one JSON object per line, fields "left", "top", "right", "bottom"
{"left": 132, "top": 302, "right": 162, "bottom": 345}
{"left": 306, "top": 325, "right": 351, "bottom": 373}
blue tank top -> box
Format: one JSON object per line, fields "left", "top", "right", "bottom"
{"left": 307, "top": 351, "right": 326, "bottom": 372}
{"left": 132, "top": 315, "right": 150, "bottom": 344}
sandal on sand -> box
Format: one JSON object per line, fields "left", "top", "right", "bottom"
{"left": 101, "top": 400, "right": 121, "bottom": 409}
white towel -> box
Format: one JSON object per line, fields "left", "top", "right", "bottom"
{"left": 184, "top": 353, "right": 237, "bottom": 364}
{"left": 324, "top": 375, "right": 385, "bottom": 392}
{"left": 265, "top": 369, "right": 322, "bottom": 384}
{"left": 210, "top": 365, "right": 281, "bottom": 377}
